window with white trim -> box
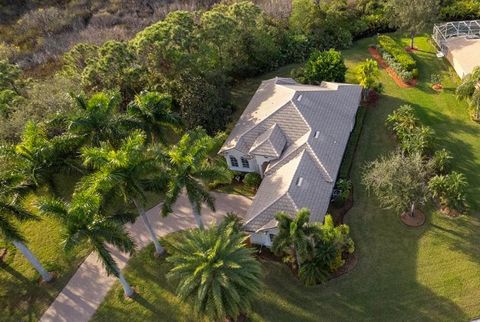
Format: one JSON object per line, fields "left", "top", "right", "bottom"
{"left": 241, "top": 157, "right": 250, "bottom": 168}
{"left": 229, "top": 156, "right": 239, "bottom": 167}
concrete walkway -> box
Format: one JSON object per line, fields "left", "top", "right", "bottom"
{"left": 40, "top": 192, "right": 252, "bottom": 322}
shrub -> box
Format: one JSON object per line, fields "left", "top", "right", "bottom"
{"left": 428, "top": 171, "right": 468, "bottom": 212}
{"left": 333, "top": 178, "right": 352, "bottom": 207}
{"left": 244, "top": 172, "right": 262, "bottom": 191}
{"left": 356, "top": 58, "right": 380, "bottom": 90}
{"left": 386, "top": 105, "right": 434, "bottom": 155}
{"left": 377, "top": 34, "right": 417, "bottom": 81}
{"left": 431, "top": 148, "right": 452, "bottom": 174}
{"left": 440, "top": 1, "right": 480, "bottom": 21}
{"left": 431, "top": 73, "right": 441, "bottom": 84}
{"left": 294, "top": 49, "right": 347, "bottom": 84}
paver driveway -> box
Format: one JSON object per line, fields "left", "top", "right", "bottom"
{"left": 40, "top": 192, "right": 252, "bottom": 322}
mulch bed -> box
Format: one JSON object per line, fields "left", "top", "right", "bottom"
{"left": 329, "top": 252, "right": 358, "bottom": 280}
{"left": 368, "top": 47, "right": 417, "bottom": 88}
{"left": 328, "top": 191, "right": 354, "bottom": 225}
{"left": 253, "top": 242, "right": 357, "bottom": 282}
{"left": 400, "top": 209, "right": 425, "bottom": 227}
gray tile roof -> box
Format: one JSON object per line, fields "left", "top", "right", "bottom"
{"left": 249, "top": 123, "right": 286, "bottom": 158}
{"left": 220, "top": 78, "right": 362, "bottom": 232}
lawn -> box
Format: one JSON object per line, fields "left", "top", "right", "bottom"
{"left": 0, "top": 174, "right": 91, "bottom": 322}
{"left": 0, "top": 172, "right": 163, "bottom": 322}
{"left": 91, "top": 33, "right": 480, "bottom": 321}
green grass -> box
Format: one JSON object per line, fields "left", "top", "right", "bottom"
{"left": 92, "top": 33, "right": 480, "bottom": 321}
{"left": 0, "top": 174, "right": 90, "bottom": 322}
{"left": 0, "top": 171, "right": 163, "bottom": 321}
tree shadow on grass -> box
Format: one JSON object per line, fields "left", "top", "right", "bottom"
{"left": 0, "top": 261, "right": 57, "bottom": 322}
{"left": 250, "top": 98, "right": 475, "bottom": 321}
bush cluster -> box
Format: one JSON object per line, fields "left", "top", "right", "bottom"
{"left": 377, "top": 35, "right": 417, "bottom": 82}
{"left": 385, "top": 105, "right": 434, "bottom": 155}
{"left": 385, "top": 105, "right": 469, "bottom": 214}
{"left": 293, "top": 49, "right": 347, "bottom": 85}
{"left": 440, "top": 0, "right": 480, "bottom": 21}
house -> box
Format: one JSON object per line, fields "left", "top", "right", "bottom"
{"left": 219, "top": 77, "right": 362, "bottom": 246}
{"left": 433, "top": 20, "right": 480, "bottom": 79}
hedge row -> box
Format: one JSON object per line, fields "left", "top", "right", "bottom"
{"left": 377, "top": 35, "right": 417, "bottom": 72}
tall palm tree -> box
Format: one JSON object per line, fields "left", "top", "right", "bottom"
{"left": 0, "top": 121, "right": 81, "bottom": 189}
{"left": 79, "top": 131, "right": 167, "bottom": 255}
{"left": 126, "top": 91, "right": 181, "bottom": 143}
{"left": 161, "top": 128, "right": 231, "bottom": 229}
{"left": 456, "top": 67, "right": 480, "bottom": 120}
{"left": 272, "top": 208, "right": 319, "bottom": 269}
{"left": 69, "top": 92, "right": 127, "bottom": 147}
{"left": 37, "top": 191, "right": 136, "bottom": 296}
{"left": 165, "top": 222, "right": 262, "bottom": 321}
{"left": 0, "top": 171, "right": 53, "bottom": 282}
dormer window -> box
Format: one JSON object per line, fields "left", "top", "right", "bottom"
{"left": 297, "top": 94, "right": 303, "bottom": 101}
{"left": 241, "top": 157, "right": 250, "bottom": 168}
{"left": 314, "top": 131, "right": 320, "bottom": 139}
{"left": 296, "top": 177, "right": 304, "bottom": 187}
{"left": 230, "top": 156, "right": 239, "bottom": 167}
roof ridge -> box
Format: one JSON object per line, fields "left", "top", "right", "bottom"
{"left": 285, "top": 192, "right": 299, "bottom": 213}
{"left": 290, "top": 100, "right": 312, "bottom": 132}
{"left": 305, "top": 143, "right": 334, "bottom": 182}
{"left": 243, "top": 192, "right": 287, "bottom": 230}
{"left": 249, "top": 123, "right": 278, "bottom": 153}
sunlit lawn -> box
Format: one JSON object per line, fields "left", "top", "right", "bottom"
{"left": 91, "top": 34, "right": 480, "bottom": 321}
{"left": 0, "top": 173, "right": 163, "bottom": 321}
{"left": 4, "top": 33, "right": 480, "bottom": 321}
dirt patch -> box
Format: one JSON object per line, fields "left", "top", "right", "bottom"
{"left": 400, "top": 209, "right": 425, "bottom": 227}
{"left": 0, "top": 248, "right": 7, "bottom": 263}
{"left": 404, "top": 47, "right": 419, "bottom": 53}
{"left": 440, "top": 207, "right": 462, "bottom": 218}
{"left": 432, "top": 84, "right": 443, "bottom": 91}
{"left": 368, "top": 47, "right": 417, "bottom": 88}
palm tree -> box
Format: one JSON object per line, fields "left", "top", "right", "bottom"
{"left": 0, "top": 171, "right": 53, "bottom": 282}
{"left": 272, "top": 208, "right": 319, "bottom": 269}
{"left": 37, "top": 191, "right": 136, "bottom": 296}
{"left": 69, "top": 92, "right": 127, "bottom": 147}
{"left": 126, "top": 91, "right": 181, "bottom": 143}
{"left": 165, "top": 222, "right": 262, "bottom": 321}
{"left": 161, "top": 128, "right": 231, "bottom": 229}
{"left": 456, "top": 67, "right": 480, "bottom": 121}
{"left": 0, "top": 121, "right": 81, "bottom": 189}
{"left": 79, "top": 131, "right": 167, "bottom": 255}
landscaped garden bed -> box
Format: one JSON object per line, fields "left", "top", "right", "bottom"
{"left": 369, "top": 35, "right": 419, "bottom": 87}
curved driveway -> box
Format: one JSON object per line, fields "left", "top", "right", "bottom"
{"left": 40, "top": 192, "right": 252, "bottom": 322}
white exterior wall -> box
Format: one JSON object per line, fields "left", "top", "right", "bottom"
{"left": 224, "top": 149, "right": 259, "bottom": 173}
{"left": 254, "top": 155, "right": 274, "bottom": 177}
{"left": 249, "top": 228, "right": 278, "bottom": 247}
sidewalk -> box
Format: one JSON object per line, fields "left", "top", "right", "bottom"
{"left": 40, "top": 192, "right": 252, "bottom": 322}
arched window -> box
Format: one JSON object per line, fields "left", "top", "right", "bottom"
{"left": 241, "top": 157, "right": 249, "bottom": 168}
{"left": 229, "top": 156, "right": 239, "bottom": 167}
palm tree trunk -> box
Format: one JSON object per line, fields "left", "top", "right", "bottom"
{"left": 12, "top": 240, "right": 53, "bottom": 282}
{"left": 293, "top": 245, "right": 301, "bottom": 270}
{"left": 133, "top": 199, "right": 163, "bottom": 255}
{"left": 410, "top": 202, "right": 416, "bottom": 217}
{"left": 117, "top": 270, "right": 134, "bottom": 297}
{"left": 190, "top": 201, "right": 205, "bottom": 230}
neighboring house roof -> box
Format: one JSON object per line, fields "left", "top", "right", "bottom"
{"left": 249, "top": 123, "right": 286, "bottom": 158}
{"left": 219, "top": 77, "right": 362, "bottom": 232}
